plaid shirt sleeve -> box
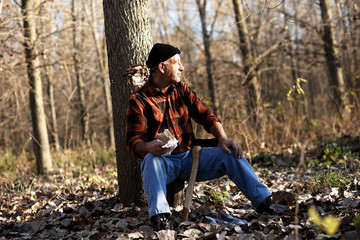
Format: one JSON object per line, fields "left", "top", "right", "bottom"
{"left": 125, "top": 95, "right": 147, "bottom": 158}
{"left": 177, "top": 82, "right": 219, "bottom": 133}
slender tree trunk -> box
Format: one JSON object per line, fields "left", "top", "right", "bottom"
{"left": 72, "top": 0, "right": 89, "bottom": 145}
{"left": 87, "top": 0, "right": 115, "bottom": 149}
{"left": 22, "top": 0, "right": 52, "bottom": 174}
{"left": 102, "top": 42, "right": 115, "bottom": 150}
{"left": 232, "top": 0, "right": 264, "bottom": 133}
{"left": 43, "top": 4, "right": 60, "bottom": 152}
{"left": 196, "top": 0, "right": 218, "bottom": 115}
{"left": 154, "top": 0, "right": 172, "bottom": 42}
{"left": 0, "top": 0, "right": 3, "bottom": 15}
{"left": 319, "top": 0, "right": 346, "bottom": 113}
{"left": 284, "top": 1, "right": 308, "bottom": 117}
{"left": 103, "top": 0, "right": 152, "bottom": 205}
{"left": 46, "top": 63, "right": 60, "bottom": 152}
{"left": 345, "top": 1, "right": 359, "bottom": 90}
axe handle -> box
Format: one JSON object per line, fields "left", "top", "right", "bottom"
{"left": 181, "top": 145, "right": 201, "bottom": 222}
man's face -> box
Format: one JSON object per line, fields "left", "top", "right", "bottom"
{"left": 163, "top": 54, "right": 184, "bottom": 83}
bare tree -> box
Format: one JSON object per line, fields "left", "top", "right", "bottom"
{"left": 42, "top": 2, "right": 60, "bottom": 152}
{"left": 84, "top": 0, "right": 115, "bottom": 149}
{"left": 1, "top": 0, "right": 359, "bottom": 159}
{"left": 0, "top": 0, "right": 3, "bottom": 15}
{"left": 71, "top": 0, "right": 89, "bottom": 145}
{"left": 21, "top": 0, "right": 52, "bottom": 173}
{"left": 103, "top": 0, "right": 152, "bottom": 205}
{"left": 195, "top": 0, "right": 219, "bottom": 115}
{"left": 232, "top": 0, "right": 264, "bottom": 132}
{"left": 319, "top": 0, "right": 346, "bottom": 113}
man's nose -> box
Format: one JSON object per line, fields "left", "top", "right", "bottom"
{"left": 179, "top": 63, "right": 184, "bottom": 71}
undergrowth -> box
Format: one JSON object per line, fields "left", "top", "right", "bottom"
{"left": 0, "top": 146, "right": 116, "bottom": 193}
{"left": 305, "top": 170, "right": 354, "bottom": 195}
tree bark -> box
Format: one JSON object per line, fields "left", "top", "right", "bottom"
{"left": 319, "top": 0, "right": 346, "bottom": 113}
{"left": 72, "top": 0, "right": 89, "bottom": 145}
{"left": 232, "top": 0, "right": 264, "bottom": 133}
{"left": 103, "top": 0, "right": 152, "bottom": 206}
{"left": 196, "top": 0, "right": 218, "bottom": 116}
{"left": 22, "top": 0, "right": 52, "bottom": 174}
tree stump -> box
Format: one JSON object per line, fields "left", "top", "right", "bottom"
{"left": 166, "top": 179, "right": 184, "bottom": 208}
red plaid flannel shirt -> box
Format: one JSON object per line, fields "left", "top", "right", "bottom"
{"left": 126, "top": 81, "right": 219, "bottom": 159}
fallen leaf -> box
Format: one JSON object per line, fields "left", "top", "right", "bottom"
{"left": 155, "top": 229, "right": 177, "bottom": 240}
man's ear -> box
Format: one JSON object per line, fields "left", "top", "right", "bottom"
{"left": 157, "top": 62, "right": 165, "bottom": 73}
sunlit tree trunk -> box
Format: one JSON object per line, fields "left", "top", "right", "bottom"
{"left": 0, "top": 0, "right": 3, "bottom": 15}
{"left": 103, "top": 0, "right": 152, "bottom": 205}
{"left": 319, "top": 0, "right": 346, "bottom": 113}
{"left": 87, "top": 0, "right": 115, "bottom": 149}
{"left": 72, "top": 0, "right": 89, "bottom": 145}
{"left": 43, "top": 4, "right": 60, "bottom": 152}
{"left": 154, "top": 0, "right": 172, "bottom": 42}
{"left": 232, "top": 0, "right": 264, "bottom": 132}
{"left": 102, "top": 42, "right": 115, "bottom": 150}
{"left": 196, "top": 0, "right": 218, "bottom": 115}
{"left": 46, "top": 62, "right": 60, "bottom": 152}
{"left": 22, "top": 0, "right": 52, "bottom": 174}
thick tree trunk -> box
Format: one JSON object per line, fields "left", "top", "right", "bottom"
{"left": 72, "top": 0, "right": 89, "bottom": 145}
{"left": 319, "top": 0, "right": 346, "bottom": 113}
{"left": 196, "top": 0, "right": 218, "bottom": 116}
{"left": 232, "top": 0, "right": 264, "bottom": 133}
{"left": 103, "top": 0, "right": 152, "bottom": 206}
{"left": 22, "top": 0, "right": 52, "bottom": 174}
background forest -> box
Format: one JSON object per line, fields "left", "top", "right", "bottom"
{"left": 1, "top": 0, "right": 360, "bottom": 239}
{"left": 1, "top": 0, "right": 359, "bottom": 164}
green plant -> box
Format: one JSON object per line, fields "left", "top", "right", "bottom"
{"left": 306, "top": 170, "right": 352, "bottom": 194}
{"left": 309, "top": 142, "right": 354, "bottom": 169}
{"left": 203, "top": 190, "right": 230, "bottom": 204}
{"left": 308, "top": 158, "right": 319, "bottom": 168}
{"left": 354, "top": 214, "right": 360, "bottom": 230}
{"left": 322, "top": 142, "right": 342, "bottom": 165}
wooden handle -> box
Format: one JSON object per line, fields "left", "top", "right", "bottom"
{"left": 181, "top": 145, "right": 201, "bottom": 222}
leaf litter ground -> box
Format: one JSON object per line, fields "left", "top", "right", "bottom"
{"left": 1, "top": 139, "right": 359, "bottom": 239}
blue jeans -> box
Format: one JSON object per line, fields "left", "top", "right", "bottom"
{"left": 140, "top": 147, "right": 271, "bottom": 218}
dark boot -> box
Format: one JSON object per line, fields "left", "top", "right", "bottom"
{"left": 150, "top": 213, "right": 170, "bottom": 231}
{"left": 256, "top": 196, "right": 274, "bottom": 214}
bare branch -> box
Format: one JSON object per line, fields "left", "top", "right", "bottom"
{"left": 242, "top": 40, "right": 282, "bottom": 85}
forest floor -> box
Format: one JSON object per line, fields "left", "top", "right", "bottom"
{"left": 0, "top": 136, "right": 360, "bottom": 239}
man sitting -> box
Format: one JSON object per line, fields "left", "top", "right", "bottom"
{"left": 125, "top": 43, "right": 272, "bottom": 231}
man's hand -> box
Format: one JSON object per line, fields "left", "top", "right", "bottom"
{"left": 146, "top": 140, "right": 172, "bottom": 156}
{"left": 210, "top": 122, "right": 243, "bottom": 158}
{"left": 218, "top": 137, "right": 243, "bottom": 158}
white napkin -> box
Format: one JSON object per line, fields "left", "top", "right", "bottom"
{"left": 157, "top": 129, "right": 178, "bottom": 156}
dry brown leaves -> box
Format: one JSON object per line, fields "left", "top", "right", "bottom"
{"left": 1, "top": 149, "right": 360, "bottom": 239}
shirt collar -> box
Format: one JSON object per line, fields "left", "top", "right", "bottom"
{"left": 147, "top": 80, "right": 175, "bottom": 98}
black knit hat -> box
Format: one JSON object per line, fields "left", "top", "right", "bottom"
{"left": 146, "top": 43, "right": 181, "bottom": 68}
